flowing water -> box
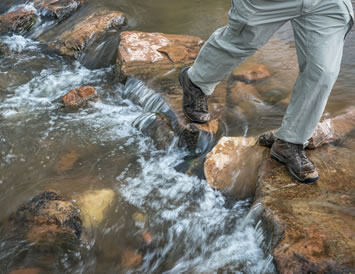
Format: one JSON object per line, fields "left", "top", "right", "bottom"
{"left": 0, "top": 0, "right": 354, "bottom": 273}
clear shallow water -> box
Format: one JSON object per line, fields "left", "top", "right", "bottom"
{"left": 0, "top": 0, "right": 354, "bottom": 273}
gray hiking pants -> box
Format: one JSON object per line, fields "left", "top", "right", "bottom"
{"left": 188, "top": 0, "right": 354, "bottom": 145}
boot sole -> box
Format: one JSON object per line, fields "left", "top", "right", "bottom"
{"left": 179, "top": 67, "right": 209, "bottom": 124}
{"left": 270, "top": 150, "right": 319, "bottom": 184}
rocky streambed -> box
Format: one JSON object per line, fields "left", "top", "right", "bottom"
{"left": 0, "top": 0, "right": 354, "bottom": 273}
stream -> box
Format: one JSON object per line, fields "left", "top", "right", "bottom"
{"left": 0, "top": 0, "right": 354, "bottom": 273}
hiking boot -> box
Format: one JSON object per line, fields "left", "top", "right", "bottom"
{"left": 270, "top": 139, "right": 319, "bottom": 184}
{"left": 179, "top": 67, "right": 211, "bottom": 124}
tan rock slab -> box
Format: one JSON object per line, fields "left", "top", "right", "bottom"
{"left": 117, "top": 31, "right": 203, "bottom": 80}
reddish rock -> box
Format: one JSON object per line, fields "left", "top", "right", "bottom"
{"left": 62, "top": 86, "right": 98, "bottom": 108}
{"left": 47, "top": 10, "right": 126, "bottom": 58}
{"left": 231, "top": 64, "right": 271, "bottom": 83}
{"left": 0, "top": 8, "right": 36, "bottom": 34}
{"left": 117, "top": 31, "right": 203, "bottom": 81}
{"left": 33, "top": 0, "right": 84, "bottom": 20}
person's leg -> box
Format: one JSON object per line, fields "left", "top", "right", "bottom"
{"left": 274, "top": 0, "right": 354, "bottom": 145}
{"left": 187, "top": 0, "right": 294, "bottom": 96}
{"left": 180, "top": 0, "right": 297, "bottom": 123}
{"left": 271, "top": 0, "right": 353, "bottom": 183}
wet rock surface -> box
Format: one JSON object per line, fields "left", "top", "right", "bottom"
{"left": 257, "top": 146, "right": 355, "bottom": 273}
{"left": 134, "top": 113, "right": 175, "bottom": 150}
{"left": 62, "top": 86, "right": 98, "bottom": 108}
{"left": 46, "top": 10, "right": 126, "bottom": 59}
{"left": 0, "top": 7, "right": 37, "bottom": 34}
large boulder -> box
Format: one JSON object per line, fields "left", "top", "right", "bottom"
{"left": 204, "top": 137, "right": 267, "bottom": 200}
{"left": 0, "top": 7, "right": 37, "bottom": 34}
{"left": 46, "top": 10, "right": 126, "bottom": 59}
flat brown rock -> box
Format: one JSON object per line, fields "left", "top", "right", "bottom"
{"left": 62, "top": 86, "right": 98, "bottom": 108}
{"left": 257, "top": 145, "right": 355, "bottom": 273}
{"left": 0, "top": 7, "right": 36, "bottom": 34}
{"left": 48, "top": 10, "right": 126, "bottom": 57}
{"left": 117, "top": 31, "right": 203, "bottom": 81}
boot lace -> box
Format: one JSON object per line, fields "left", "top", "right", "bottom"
{"left": 291, "top": 144, "right": 309, "bottom": 166}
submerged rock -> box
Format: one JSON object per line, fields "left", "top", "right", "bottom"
{"left": 117, "top": 31, "right": 203, "bottom": 81}
{"left": 12, "top": 191, "right": 82, "bottom": 244}
{"left": 47, "top": 10, "right": 126, "bottom": 58}
{"left": 62, "top": 86, "right": 98, "bottom": 108}
{"left": 55, "top": 151, "right": 79, "bottom": 172}
{"left": 33, "top": 0, "right": 84, "bottom": 20}
{"left": 75, "top": 189, "right": 115, "bottom": 228}
{"left": 231, "top": 63, "right": 271, "bottom": 83}
{"left": 121, "top": 249, "right": 143, "bottom": 269}
{"left": 0, "top": 7, "right": 37, "bottom": 34}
